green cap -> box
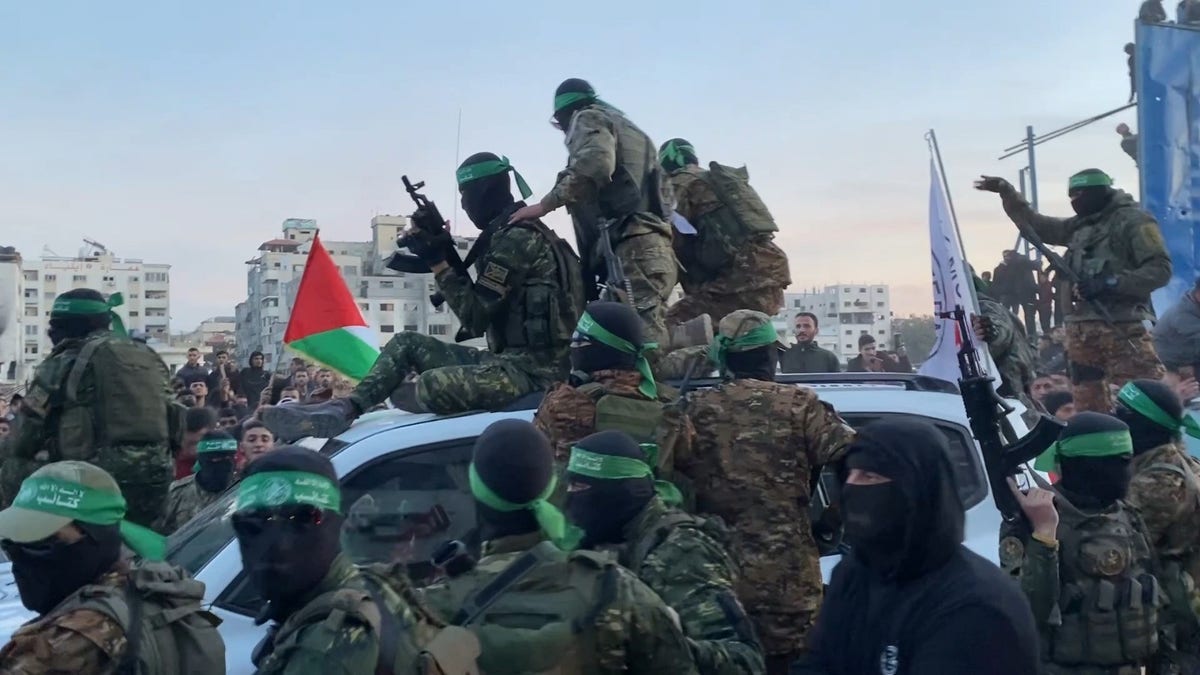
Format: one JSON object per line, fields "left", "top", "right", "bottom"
{"left": 709, "top": 310, "right": 782, "bottom": 374}
{"left": 1068, "top": 170, "right": 1113, "bottom": 192}
{"left": 0, "top": 461, "right": 165, "bottom": 560}
{"left": 50, "top": 292, "right": 128, "bottom": 337}
{"left": 1117, "top": 382, "right": 1200, "bottom": 439}
{"left": 575, "top": 311, "right": 658, "bottom": 400}
{"left": 455, "top": 155, "right": 533, "bottom": 200}
{"left": 236, "top": 470, "right": 342, "bottom": 513}
{"left": 1033, "top": 430, "right": 1134, "bottom": 472}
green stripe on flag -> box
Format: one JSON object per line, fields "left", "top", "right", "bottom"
{"left": 287, "top": 327, "right": 380, "bottom": 381}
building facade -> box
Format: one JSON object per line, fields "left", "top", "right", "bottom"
{"left": 0, "top": 248, "right": 23, "bottom": 387}
{"left": 774, "top": 283, "right": 893, "bottom": 363}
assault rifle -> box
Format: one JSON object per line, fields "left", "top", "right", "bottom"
{"left": 939, "top": 305, "right": 1064, "bottom": 523}
{"left": 386, "top": 175, "right": 466, "bottom": 310}
{"left": 597, "top": 218, "right": 635, "bottom": 307}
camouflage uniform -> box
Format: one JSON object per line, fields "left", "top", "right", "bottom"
{"left": 1127, "top": 443, "right": 1200, "bottom": 672}
{"left": 682, "top": 380, "right": 855, "bottom": 658}
{"left": 665, "top": 165, "right": 790, "bottom": 326}
{"left": 350, "top": 209, "right": 581, "bottom": 414}
{"left": 603, "top": 496, "right": 765, "bottom": 675}
{"left": 998, "top": 188, "right": 1170, "bottom": 412}
{"left": 419, "top": 532, "right": 699, "bottom": 674}
{"left": 977, "top": 291, "right": 1040, "bottom": 418}
{"left": 157, "top": 474, "right": 223, "bottom": 535}
{"left": 538, "top": 104, "right": 678, "bottom": 349}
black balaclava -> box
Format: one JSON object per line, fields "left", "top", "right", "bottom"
{"left": 457, "top": 152, "right": 517, "bottom": 230}
{"left": 472, "top": 419, "right": 555, "bottom": 541}
{"left": 841, "top": 419, "right": 964, "bottom": 583}
{"left": 9, "top": 521, "right": 122, "bottom": 615}
{"left": 234, "top": 446, "right": 344, "bottom": 622}
{"left": 1056, "top": 412, "right": 1133, "bottom": 509}
{"left": 726, "top": 345, "right": 778, "bottom": 382}
{"left": 1115, "top": 378, "right": 1184, "bottom": 453}
{"left": 658, "top": 138, "right": 698, "bottom": 173}
{"left": 571, "top": 301, "right": 643, "bottom": 376}
{"left": 194, "top": 429, "right": 238, "bottom": 494}
{"left": 47, "top": 289, "right": 111, "bottom": 346}
{"left": 552, "top": 78, "right": 598, "bottom": 132}
{"left": 564, "top": 430, "right": 656, "bottom": 548}
{"left": 1068, "top": 169, "right": 1115, "bottom": 218}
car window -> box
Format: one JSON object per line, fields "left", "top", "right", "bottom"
{"left": 166, "top": 492, "right": 238, "bottom": 576}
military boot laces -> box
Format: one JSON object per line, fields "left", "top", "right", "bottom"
{"left": 261, "top": 397, "right": 358, "bottom": 442}
{"left": 669, "top": 314, "right": 713, "bottom": 351}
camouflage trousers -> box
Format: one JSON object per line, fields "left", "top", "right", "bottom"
{"left": 614, "top": 232, "right": 677, "bottom": 351}
{"left": 350, "top": 332, "right": 560, "bottom": 414}
{"left": 666, "top": 286, "right": 786, "bottom": 328}
{"left": 1065, "top": 320, "right": 1165, "bottom": 412}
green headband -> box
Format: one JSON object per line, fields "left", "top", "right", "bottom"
{"left": 51, "top": 293, "right": 128, "bottom": 337}
{"left": 196, "top": 438, "right": 239, "bottom": 454}
{"left": 1033, "top": 430, "right": 1134, "bottom": 472}
{"left": 567, "top": 445, "right": 683, "bottom": 506}
{"left": 13, "top": 477, "right": 165, "bottom": 560}
{"left": 658, "top": 140, "right": 696, "bottom": 171}
{"left": 1068, "top": 171, "right": 1113, "bottom": 191}
{"left": 1118, "top": 382, "right": 1200, "bottom": 439}
{"left": 455, "top": 156, "right": 533, "bottom": 200}
{"left": 468, "top": 463, "right": 581, "bottom": 550}
{"left": 553, "top": 91, "right": 596, "bottom": 113}
{"left": 709, "top": 322, "right": 779, "bottom": 374}
{"left": 575, "top": 311, "right": 658, "bottom": 399}
{"left": 236, "top": 471, "right": 342, "bottom": 513}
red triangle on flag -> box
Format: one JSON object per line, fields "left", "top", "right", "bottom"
{"left": 283, "top": 234, "right": 367, "bottom": 342}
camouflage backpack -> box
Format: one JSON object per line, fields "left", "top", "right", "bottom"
{"left": 509, "top": 219, "right": 586, "bottom": 350}
{"left": 57, "top": 333, "right": 172, "bottom": 460}
{"left": 1046, "top": 498, "right": 1163, "bottom": 666}
{"left": 706, "top": 162, "right": 778, "bottom": 236}
{"left": 67, "top": 561, "right": 225, "bottom": 675}
{"left": 686, "top": 162, "right": 778, "bottom": 275}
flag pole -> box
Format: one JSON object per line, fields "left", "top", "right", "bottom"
{"left": 926, "top": 129, "right": 982, "bottom": 309}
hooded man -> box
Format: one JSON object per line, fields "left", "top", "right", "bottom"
{"left": 234, "top": 446, "right": 427, "bottom": 674}
{"left": 418, "top": 419, "right": 699, "bottom": 674}
{"left": 3, "top": 288, "right": 175, "bottom": 528}
{"left": 656, "top": 137, "right": 791, "bottom": 327}
{"left": 508, "top": 78, "right": 678, "bottom": 352}
{"left": 1116, "top": 379, "right": 1200, "bottom": 671}
{"left": 682, "top": 310, "right": 856, "bottom": 674}
{"left": 239, "top": 351, "right": 272, "bottom": 411}
{"left": 794, "top": 419, "right": 1039, "bottom": 675}
{"left": 565, "top": 430, "right": 764, "bottom": 675}
{"left": 263, "top": 153, "right": 584, "bottom": 441}
{"left": 534, "top": 301, "right": 692, "bottom": 503}
{"left": 157, "top": 429, "right": 239, "bottom": 534}
{"left": 0, "top": 461, "right": 225, "bottom": 673}
{"left": 976, "top": 170, "right": 1170, "bottom": 413}
{"left": 1016, "top": 412, "right": 1161, "bottom": 673}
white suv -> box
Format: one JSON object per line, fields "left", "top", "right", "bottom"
{"left": 0, "top": 373, "right": 1028, "bottom": 674}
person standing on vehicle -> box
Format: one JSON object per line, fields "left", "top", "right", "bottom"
{"left": 3, "top": 288, "right": 177, "bottom": 528}
{"left": 780, "top": 313, "right": 841, "bottom": 374}
{"left": 0, "top": 461, "right": 225, "bottom": 673}
{"left": 1114, "top": 379, "right": 1200, "bottom": 673}
{"left": 657, "top": 138, "right": 791, "bottom": 326}
{"left": 534, "top": 300, "right": 692, "bottom": 502}
{"left": 234, "top": 446, "right": 428, "bottom": 674}
{"left": 1016, "top": 412, "right": 1161, "bottom": 674}
{"left": 682, "top": 310, "right": 855, "bottom": 675}
{"left": 971, "top": 275, "right": 1040, "bottom": 419}
{"left": 158, "top": 429, "right": 239, "bottom": 534}
{"left": 508, "top": 78, "right": 678, "bottom": 351}
{"left": 793, "top": 419, "right": 1039, "bottom": 675}
{"left": 564, "top": 429, "right": 765, "bottom": 675}
{"left": 976, "top": 171, "right": 1171, "bottom": 413}
{"left": 418, "top": 419, "right": 700, "bottom": 674}
{"left": 263, "top": 152, "right": 584, "bottom": 441}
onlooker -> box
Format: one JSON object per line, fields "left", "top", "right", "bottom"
{"left": 217, "top": 408, "right": 240, "bottom": 430}
{"left": 290, "top": 370, "right": 312, "bottom": 401}
{"left": 238, "top": 420, "right": 277, "bottom": 468}
{"left": 847, "top": 334, "right": 884, "bottom": 372}
{"left": 177, "top": 407, "right": 217, "bottom": 480}
{"left": 1140, "top": 0, "right": 1168, "bottom": 22}
{"left": 1153, "top": 278, "right": 1200, "bottom": 375}
{"left": 981, "top": 271, "right": 993, "bottom": 287}
{"left": 1031, "top": 372, "right": 1058, "bottom": 403}
{"left": 277, "top": 388, "right": 302, "bottom": 404}
{"left": 315, "top": 368, "right": 334, "bottom": 390}
{"left": 793, "top": 419, "right": 1040, "bottom": 674}
{"left": 1043, "top": 391, "right": 1076, "bottom": 421}
{"left": 188, "top": 380, "right": 219, "bottom": 411}
{"left": 0, "top": 419, "right": 9, "bottom": 439}
{"left": 1117, "top": 123, "right": 1140, "bottom": 166}
{"left": 205, "top": 349, "right": 240, "bottom": 399}
{"left": 780, "top": 313, "right": 841, "bottom": 373}
{"left": 176, "top": 347, "right": 209, "bottom": 385}
{"left": 995, "top": 250, "right": 1039, "bottom": 338}
{"left": 1037, "top": 335, "right": 1066, "bottom": 374}
{"left": 238, "top": 351, "right": 272, "bottom": 409}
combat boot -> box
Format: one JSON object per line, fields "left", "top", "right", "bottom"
{"left": 669, "top": 314, "right": 713, "bottom": 351}
{"left": 262, "top": 397, "right": 359, "bottom": 442}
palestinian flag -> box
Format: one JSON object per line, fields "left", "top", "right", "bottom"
{"left": 284, "top": 234, "right": 379, "bottom": 380}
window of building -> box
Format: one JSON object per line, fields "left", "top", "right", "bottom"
{"left": 380, "top": 325, "right": 395, "bottom": 333}
{"left": 24, "top": 326, "right": 38, "bottom": 336}
{"left": 875, "top": 287, "right": 884, "bottom": 293}
{"left": 878, "top": 330, "right": 886, "bottom": 335}
{"left": 103, "top": 275, "right": 115, "bottom": 282}
{"left": 130, "top": 276, "right": 139, "bottom": 282}
{"left": 44, "top": 274, "right": 55, "bottom": 282}
{"left": 23, "top": 289, "right": 35, "bottom": 299}
{"left": 845, "top": 343, "right": 853, "bottom": 350}
{"left": 24, "top": 345, "right": 38, "bottom": 355}
{"left": 844, "top": 329, "right": 853, "bottom": 335}
{"left": 358, "top": 303, "right": 369, "bottom": 312}
{"left": 876, "top": 302, "right": 884, "bottom": 307}
{"left": 859, "top": 287, "right": 866, "bottom": 292}
{"left": 379, "top": 281, "right": 394, "bottom": 289}
{"left": 146, "top": 272, "right": 168, "bottom": 283}
{"left": 843, "top": 287, "right": 850, "bottom": 292}
{"left": 380, "top": 303, "right": 394, "bottom": 312}
{"left": 73, "top": 275, "right": 86, "bottom": 283}
{"left": 843, "top": 301, "right": 850, "bottom": 307}
{"left": 793, "top": 300, "right": 802, "bottom": 308}
{"left": 129, "top": 311, "right": 139, "bottom": 317}
{"left": 403, "top": 282, "right": 414, "bottom": 289}
{"left": 24, "top": 307, "right": 37, "bottom": 317}
{"left": 429, "top": 325, "right": 449, "bottom": 336}
{"left": 23, "top": 271, "right": 37, "bottom": 281}
{"left": 403, "top": 324, "right": 418, "bottom": 332}
{"left": 342, "top": 266, "right": 356, "bottom": 276}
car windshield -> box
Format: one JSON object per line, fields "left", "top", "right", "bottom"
{"left": 165, "top": 491, "right": 239, "bottom": 575}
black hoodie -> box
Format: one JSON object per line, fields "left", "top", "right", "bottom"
{"left": 792, "top": 419, "right": 1039, "bottom": 675}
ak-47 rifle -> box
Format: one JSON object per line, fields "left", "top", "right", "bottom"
{"left": 596, "top": 218, "right": 636, "bottom": 307}
{"left": 386, "top": 175, "right": 467, "bottom": 310}
{"left": 939, "top": 305, "right": 1064, "bottom": 523}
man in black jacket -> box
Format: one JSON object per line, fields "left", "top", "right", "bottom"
{"left": 791, "top": 419, "right": 1039, "bottom": 675}
{"left": 780, "top": 313, "right": 840, "bottom": 373}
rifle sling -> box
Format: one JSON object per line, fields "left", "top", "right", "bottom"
{"left": 451, "top": 546, "right": 546, "bottom": 627}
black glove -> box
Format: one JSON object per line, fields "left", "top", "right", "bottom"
{"left": 403, "top": 227, "right": 452, "bottom": 265}
{"left": 1076, "top": 275, "right": 1118, "bottom": 300}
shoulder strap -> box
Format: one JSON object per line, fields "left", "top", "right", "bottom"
{"left": 65, "top": 336, "right": 106, "bottom": 404}
{"left": 117, "top": 577, "right": 143, "bottom": 675}
{"left": 451, "top": 544, "right": 553, "bottom": 626}
{"left": 359, "top": 576, "right": 398, "bottom": 675}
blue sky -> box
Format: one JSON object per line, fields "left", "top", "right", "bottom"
{"left": 0, "top": 1, "right": 1147, "bottom": 330}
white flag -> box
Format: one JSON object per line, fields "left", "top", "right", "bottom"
{"left": 919, "top": 158, "right": 995, "bottom": 384}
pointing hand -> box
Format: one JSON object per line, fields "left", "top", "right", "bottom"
{"left": 974, "top": 176, "right": 1014, "bottom": 194}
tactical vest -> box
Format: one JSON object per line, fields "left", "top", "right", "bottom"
{"left": 1140, "top": 450, "right": 1200, "bottom": 644}
{"left": 681, "top": 164, "right": 778, "bottom": 276}
{"left": 575, "top": 382, "right": 681, "bottom": 476}
{"left": 54, "top": 562, "right": 225, "bottom": 675}
{"left": 1061, "top": 192, "right": 1160, "bottom": 321}
{"left": 486, "top": 219, "right": 584, "bottom": 355}
{"left": 1045, "top": 499, "right": 1161, "bottom": 666}
{"left": 625, "top": 506, "right": 733, "bottom": 573}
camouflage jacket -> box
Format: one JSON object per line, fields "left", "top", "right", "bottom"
{"left": 254, "top": 554, "right": 383, "bottom": 675}
{"left": 681, "top": 380, "right": 854, "bottom": 621}
{"left": 157, "top": 475, "right": 224, "bottom": 535}
{"left": 435, "top": 207, "right": 580, "bottom": 379}
{"left": 977, "top": 291, "right": 1039, "bottom": 414}
{"left": 667, "top": 166, "right": 790, "bottom": 293}
{"left": 1128, "top": 442, "right": 1200, "bottom": 565}
{"left": 605, "top": 497, "right": 764, "bottom": 675}
{"left": 12, "top": 336, "right": 86, "bottom": 462}
{"left": 999, "top": 188, "right": 1170, "bottom": 322}
{"left": 0, "top": 569, "right": 129, "bottom": 675}
{"left": 419, "top": 532, "right": 699, "bottom": 675}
